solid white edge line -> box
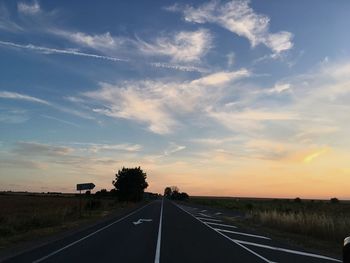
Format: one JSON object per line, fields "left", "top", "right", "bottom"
{"left": 215, "top": 228, "right": 271, "bottom": 240}
{"left": 154, "top": 198, "right": 164, "bottom": 263}
{"left": 174, "top": 203, "right": 274, "bottom": 263}
{"left": 32, "top": 201, "right": 155, "bottom": 263}
{"left": 205, "top": 222, "right": 237, "bottom": 228}
{"left": 231, "top": 239, "right": 342, "bottom": 262}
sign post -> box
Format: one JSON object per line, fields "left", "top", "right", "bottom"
{"left": 76, "top": 183, "right": 95, "bottom": 217}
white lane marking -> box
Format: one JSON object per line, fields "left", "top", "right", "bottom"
{"left": 198, "top": 213, "right": 213, "bottom": 218}
{"left": 215, "top": 212, "right": 222, "bottom": 215}
{"left": 32, "top": 202, "right": 155, "bottom": 263}
{"left": 205, "top": 222, "right": 237, "bottom": 228}
{"left": 215, "top": 228, "right": 271, "bottom": 240}
{"left": 196, "top": 217, "right": 222, "bottom": 222}
{"left": 154, "top": 198, "right": 164, "bottom": 263}
{"left": 200, "top": 209, "right": 207, "bottom": 212}
{"left": 175, "top": 203, "right": 273, "bottom": 263}
{"left": 133, "top": 219, "right": 153, "bottom": 225}
{"left": 231, "top": 239, "right": 341, "bottom": 262}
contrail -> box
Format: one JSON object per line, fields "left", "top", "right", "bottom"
{"left": 0, "top": 40, "right": 206, "bottom": 73}
{"left": 0, "top": 40, "right": 128, "bottom": 62}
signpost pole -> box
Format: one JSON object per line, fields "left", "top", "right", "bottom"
{"left": 76, "top": 183, "right": 95, "bottom": 218}
{"left": 79, "top": 189, "right": 82, "bottom": 217}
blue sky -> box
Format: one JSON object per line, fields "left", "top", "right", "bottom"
{"left": 1, "top": 0, "right": 350, "bottom": 198}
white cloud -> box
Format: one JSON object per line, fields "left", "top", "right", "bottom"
{"left": 267, "top": 83, "right": 292, "bottom": 94}
{"left": 0, "top": 40, "right": 128, "bottom": 62}
{"left": 169, "top": 0, "right": 293, "bottom": 54}
{"left": 17, "top": 1, "right": 41, "bottom": 15}
{"left": 0, "top": 4, "right": 22, "bottom": 32}
{"left": 191, "top": 68, "right": 249, "bottom": 86}
{"left": 137, "top": 29, "right": 212, "bottom": 62}
{"left": 208, "top": 108, "right": 298, "bottom": 131}
{"left": 0, "top": 91, "right": 50, "bottom": 105}
{"left": 86, "top": 143, "right": 142, "bottom": 153}
{"left": 53, "top": 30, "right": 123, "bottom": 50}
{"left": 83, "top": 69, "right": 249, "bottom": 134}
{"left": 164, "top": 142, "right": 186, "bottom": 155}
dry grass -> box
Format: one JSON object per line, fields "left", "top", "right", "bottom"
{"left": 190, "top": 197, "right": 350, "bottom": 245}
{"left": 252, "top": 210, "right": 350, "bottom": 242}
{"left": 0, "top": 193, "right": 124, "bottom": 250}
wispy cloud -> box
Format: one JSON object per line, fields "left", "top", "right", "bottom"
{"left": 83, "top": 69, "right": 249, "bottom": 134}
{"left": 0, "top": 4, "right": 22, "bottom": 32}
{"left": 13, "top": 141, "right": 73, "bottom": 157}
{"left": 0, "top": 91, "right": 50, "bottom": 105}
{"left": 168, "top": 0, "right": 293, "bottom": 54}
{"left": 52, "top": 30, "right": 123, "bottom": 50}
{"left": 137, "top": 29, "right": 212, "bottom": 62}
{"left": 17, "top": 0, "right": 41, "bottom": 15}
{"left": 0, "top": 40, "right": 128, "bottom": 62}
{"left": 303, "top": 148, "right": 328, "bottom": 163}
{"left": 164, "top": 142, "right": 186, "bottom": 156}
{"left": 0, "top": 90, "right": 94, "bottom": 120}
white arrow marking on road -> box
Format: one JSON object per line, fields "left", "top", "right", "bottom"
{"left": 133, "top": 219, "right": 153, "bottom": 225}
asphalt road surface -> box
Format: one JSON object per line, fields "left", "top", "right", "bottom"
{"left": 3, "top": 199, "right": 341, "bottom": 263}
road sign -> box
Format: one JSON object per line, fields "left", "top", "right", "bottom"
{"left": 76, "top": 183, "right": 95, "bottom": 191}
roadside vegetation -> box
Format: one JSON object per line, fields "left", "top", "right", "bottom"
{"left": 190, "top": 196, "right": 350, "bottom": 255}
{"left": 0, "top": 166, "right": 155, "bottom": 251}
{"left": 0, "top": 192, "right": 130, "bottom": 250}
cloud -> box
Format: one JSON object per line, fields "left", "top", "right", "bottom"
{"left": 137, "top": 29, "right": 212, "bottom": 62}
{"left": 191, "top": 68, "right": 249, "bottom": 86}
{"left": 0, "top": 91, "right": 50, "bottom": 105}
{"left": 164, "top": 142, "right": 186, "bottom": 155}
{"left": 13, "top": 141, "right": 73, "bottom": 157}
{"left": 0, "top": 40, "right": 128, "bottom": 62}
{"left": 88, "top": 82, "right": 178, "bottom": 134}
{"left": 83, "top": 69, "right": 249, "bottom": 134}
{"left": 17, "top": 0, "right": 41, "bottom": 15}
{"left": 208, "top": 108, "right": 298, "bottom": 131}
{"left": 85, "top": 143, "right": 142, "bottom": 153}
{"left": 0, "top": 4, "right": 22, "bottom": 32}
{"left": 169, "top": 0, "right": 293, "bottom": 54}
{"left": 267, "top": 83, "right": 292, "bottom": 94}
{"left": 53, "top": 30, "right": 123, "bottom": 50}
{"left": 303, "top": 148, "right": 329, "bottom": 163}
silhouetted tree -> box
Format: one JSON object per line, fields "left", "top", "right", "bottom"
{"left": 164, "top": 187, "right": 172, "bottom": 197}
{"left": 294, "top": 197, "right": 302, "bottom": 203}
{"left": 113, "top": 167, "right": 148, "bottom": 202}
{"left": 330, "top": 197, "right": 339, "bottom": 204}
{"left": 164, "top": 186, "right": 189, "bottom": 201}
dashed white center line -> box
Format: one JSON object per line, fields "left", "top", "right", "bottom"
{"left": 154, "top": 198, "right": 164, "bottom": 263}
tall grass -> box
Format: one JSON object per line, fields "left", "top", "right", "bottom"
{"left": 252, "top": 210, "right": 350, "bottom": 242}
{"left": 0, "top": 194, "right": 120, "bottom": 247}
{"left": 190, "top": 197, "right": 350, "bottom": 243}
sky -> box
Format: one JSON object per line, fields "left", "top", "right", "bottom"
{"left": 1, "top": 0, "right": 350, "bottom": 199}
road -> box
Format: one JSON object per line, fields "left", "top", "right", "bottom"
{"left": 3, "top": 199, "right": 341, "bottom": 263}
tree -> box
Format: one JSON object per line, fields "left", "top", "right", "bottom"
{"left": 330, "top": 197, "right": 339, "bottom": 204}
{"left": 163, "top": 186, "right": 189, "bottom": 201}
{"left": 112, "top": 167, "right": 148, "bottom": 202}
{"left": 164, "top": 187, "right": 172, "bottom": 197}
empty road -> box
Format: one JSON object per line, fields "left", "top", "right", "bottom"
{"left": 3, "top": 199, "right": 341, "bottom": 263}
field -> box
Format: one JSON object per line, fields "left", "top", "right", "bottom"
{"left": 0, "top": 192, "right": 133, "bottom": 250}
{"left": 189, "top": 196, "right": 350, "bottom": 255}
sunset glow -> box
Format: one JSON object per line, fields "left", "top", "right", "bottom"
{"left": 1, "top": 0, "right": 350, "bottom": 199}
